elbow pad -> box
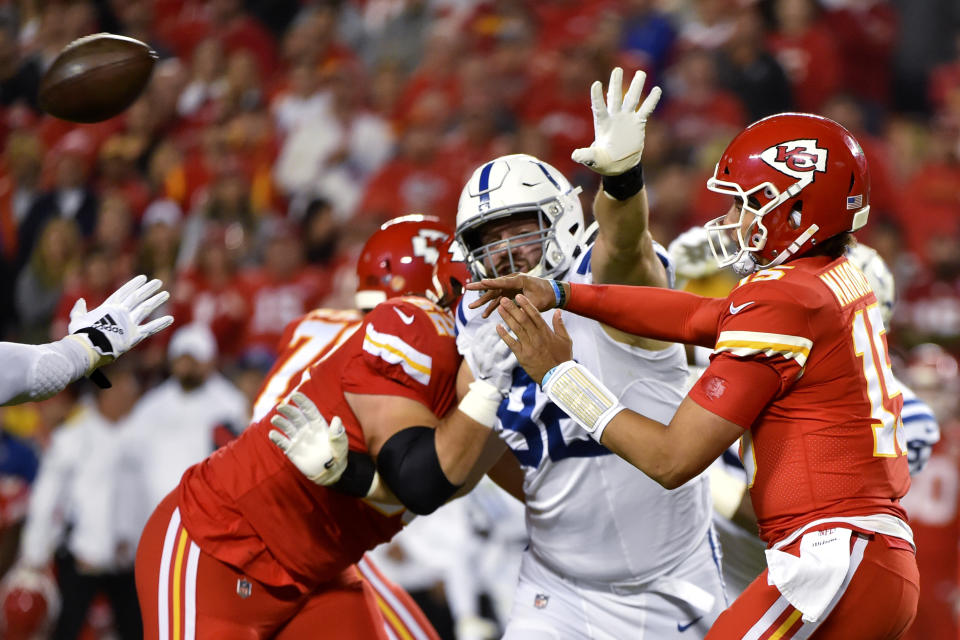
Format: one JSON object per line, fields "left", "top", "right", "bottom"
{"left": 376, "top": 426, "right": 459, "bottom": 515}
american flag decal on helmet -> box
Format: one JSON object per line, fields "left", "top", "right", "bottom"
{"left": 847, "top": 194, "right": 863, "bottom": 209}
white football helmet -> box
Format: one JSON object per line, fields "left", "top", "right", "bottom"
{"left": 846, "top": 243, "right": 895, "bottom": 327}
{"left": 455, "top": 154, "right": 584, "bottom": 279}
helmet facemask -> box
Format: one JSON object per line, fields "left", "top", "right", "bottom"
{"left": 456, "top": 188, "right": 581, "bottom": 279}
{"left": 705, "top": 170, "right": 819, "bottom": 276}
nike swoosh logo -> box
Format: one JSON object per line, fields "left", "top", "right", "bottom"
{"left": 394, "top": 308, "right": 415, "bottom": 325}
{"left": 729, "top": 301, "right": 755, "bottom": 315}
{"left": 677, "top": 616, "right": 703, "bottom": 632}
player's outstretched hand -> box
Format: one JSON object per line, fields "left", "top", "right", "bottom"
{"left": 668, "top": 226, "right": 725, "bottom": 283}
{"left": 466, "top": 274, "right": 558, "bottom": 318}
{"left": 269, "top": 392, "right": 349, "bottom": 486}
{"left": 571, "top": 67, "right": 661, "bottom": 176}
{"left": 464, "top": 321, "right": 518, "bottom": 396}
{"left": 495, "top": 295, "right": 572, "bottom": 384}
{"left": 68, "top": 274, "right": 174, "bottom": 366}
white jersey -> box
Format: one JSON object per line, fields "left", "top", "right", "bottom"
{"left": 899, "top": 377, "right": 940, "bottom": 476}
{"left": 457, "top": 242, "right": 712, "bottom": 585}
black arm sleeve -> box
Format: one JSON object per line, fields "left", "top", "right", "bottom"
{"left": 376, "top": 426, "right": 460, "bottom": 515}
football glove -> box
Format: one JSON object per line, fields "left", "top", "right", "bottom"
{"left": 668, "top": 226, "right": 724, "bottom": 283}
{"left": 463, "top": 320, "right": 518, "bottom": 397}
{"left": 572, "top": 67, "right": 662, "bottom": 176}
{"left": 269, "top": 392, "right": 349, "bottom": 486}
{"left": 68, "top": 274, "right": 174, "bottom": 369}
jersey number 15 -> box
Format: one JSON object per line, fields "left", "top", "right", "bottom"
{"left": 852, "top": 304, "right": 905, "bottom": 458}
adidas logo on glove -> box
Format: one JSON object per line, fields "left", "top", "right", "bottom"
{"left": 93, "top": 314, "right": 125, "bottom": 334}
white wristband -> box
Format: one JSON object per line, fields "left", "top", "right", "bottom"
{"left": 63, "top": 334, "right": 100, "bottom": 374}
{"left": 541, "top": 361, "right": 625, "bottom": 442}
{"left": 457, "top": 379, "right": 503, "bottom": 428}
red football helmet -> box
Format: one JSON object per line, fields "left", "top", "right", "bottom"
{"left": 355, "top": 214, "right": 453, "bottom": 310}
{"left": 704, "top": 113, "right": 871, "bottom": 275}
{"left": 428, "top": 237, "right": 473, "bottom": 310}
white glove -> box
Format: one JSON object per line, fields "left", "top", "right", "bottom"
{"left": 668, "top": 226, "right": 724, "bottom": 283}
{"left": 269, "top": 391, "right": 349, "bottom": 486}
{"left": 68, "top": 274, "right": 174, "bottom": 368}
{"left": 571, "top": 67, "right": 662, "bottom": 176}
{"left": 463, "top": 321, "right": 518, "bottom": 397}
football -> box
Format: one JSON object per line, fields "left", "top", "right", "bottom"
{"left": 38, "top": 33, "right": 157, "bottom": 123}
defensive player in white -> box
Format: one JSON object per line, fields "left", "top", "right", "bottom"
{"left": 453, "top": 68, "right": 724, "bottom": 639}
{"left": 667, "top": 229, "right": 940, "bottom": 599}
{"left": 0, "top": 275, "right": 173, "bottom": 407}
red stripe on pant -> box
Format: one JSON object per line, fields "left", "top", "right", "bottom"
{"left": 358, "top": 555, "right": 441, "bottom": 640}
{"left": 136, "top": 489, "right": 195, "bottom": 640}
{"left": 137, "top": 490, "right": 397, "bottom": 640}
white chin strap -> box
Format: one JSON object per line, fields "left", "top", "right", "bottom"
{"left": 756, "top": 223, "right": 821, "bottom": 273}
{"left": 730, "top": 222, "right": 821, "bottom": 276}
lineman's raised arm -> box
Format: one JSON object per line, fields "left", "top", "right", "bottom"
{"left": 0, "top": 275, "right": 173, "bottom": 406}
{"left": 574, "top": 67, "right": 666, "bottom": 290}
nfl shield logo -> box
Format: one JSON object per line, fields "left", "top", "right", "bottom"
{"left": 534, "top": 593, "right": 549, "bottom": 609}
{"left": 237, "top": 577, "right": 252, "bottom": 599}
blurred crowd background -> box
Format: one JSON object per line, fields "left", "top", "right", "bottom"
{"left": 0, "top": 0, "right": 958, "bottom": 638}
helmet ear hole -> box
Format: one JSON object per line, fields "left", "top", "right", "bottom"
{"left": 789, "top": 202, "right": 803, "bottom": 229}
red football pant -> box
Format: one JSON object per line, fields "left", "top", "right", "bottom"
{"left": 356, "top": 555, "right": 441, "bottom": 640}
{"left": 136, "top": 491, "right": 436, "bottom": 640}
{"left": 708, "top": 533, "right": 919, "bottom": 639}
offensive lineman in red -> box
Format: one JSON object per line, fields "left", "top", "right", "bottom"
{"left": 468, "top": 113, "right": 919, "bottom": 639}
{"left": 135, "top": 216, "right": 504, "bottom": 639}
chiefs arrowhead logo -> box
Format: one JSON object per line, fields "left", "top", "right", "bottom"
{"left": 760, "top": 139, "right": 828, "bottom": 182}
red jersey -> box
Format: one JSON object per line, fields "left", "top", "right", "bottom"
{"left": 177, "top": 297, "right": 460, "bottom": 591}
{"left": 251, "top": 307, "right": 364, "bottom": 423}
{"left": 689, "top": 256, "right": 911, "bottom": 544}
